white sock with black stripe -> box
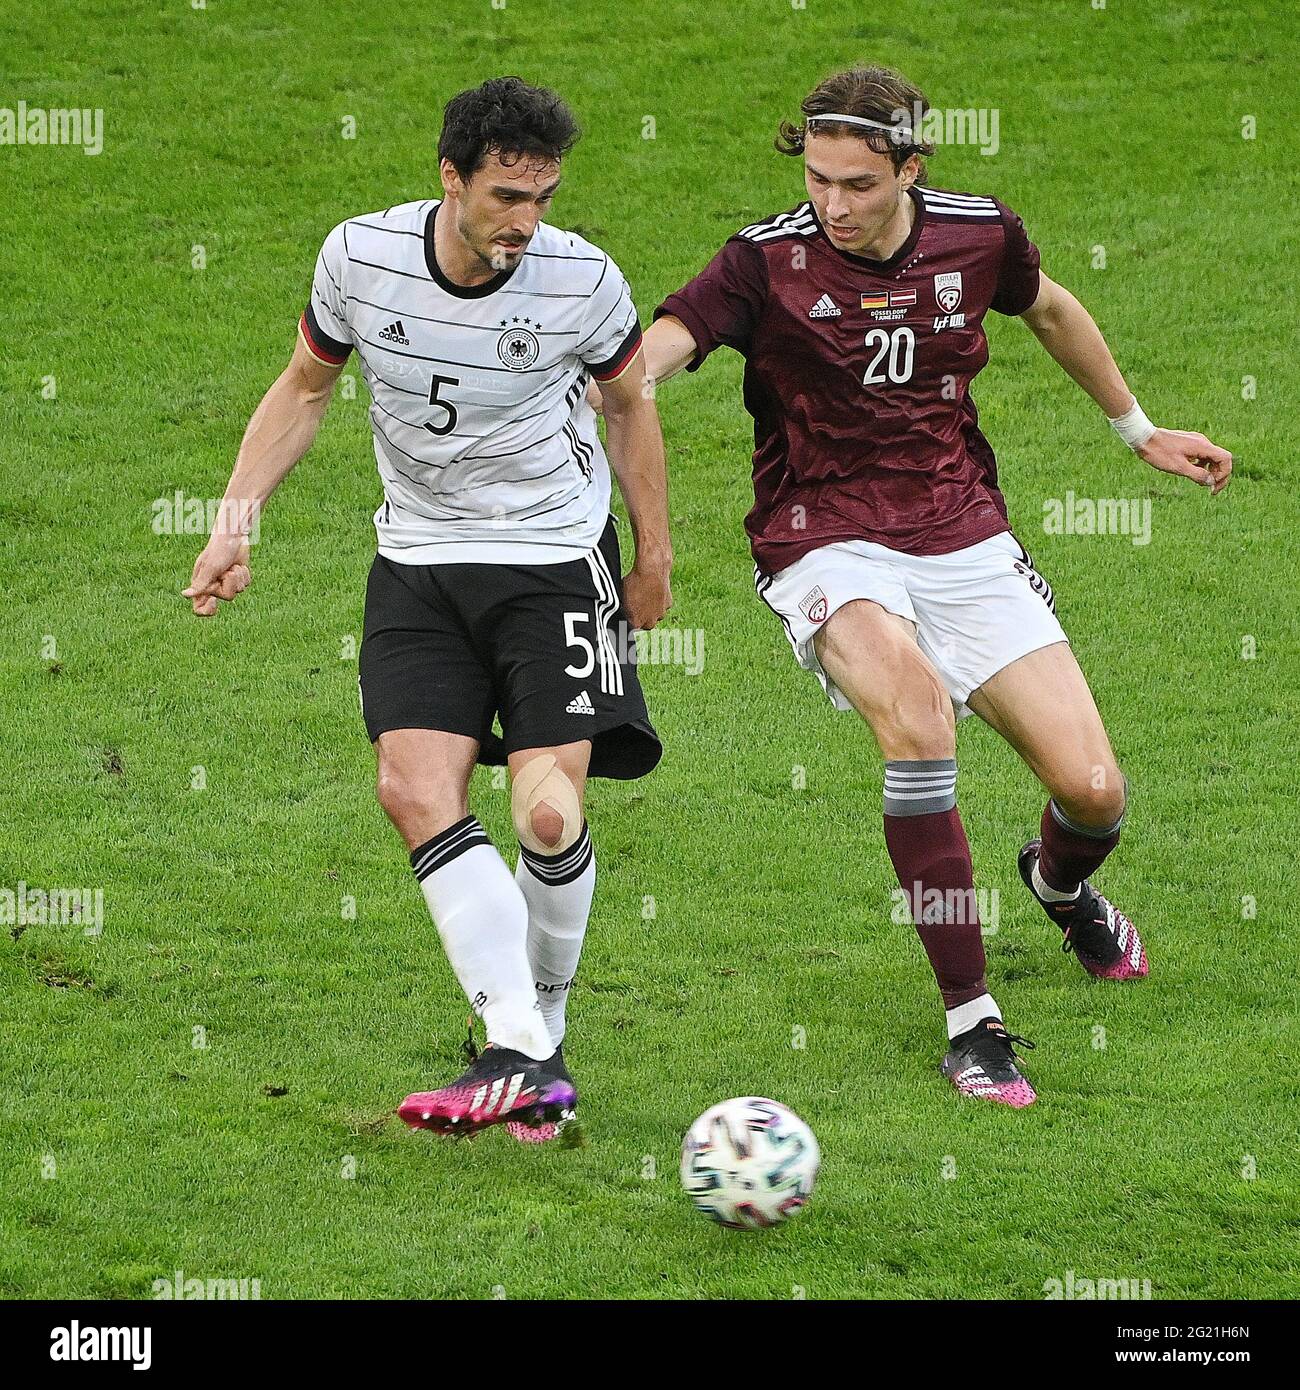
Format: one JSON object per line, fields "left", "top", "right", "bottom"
{"left": 516, "top": 822, "right": 596, "bottom": 1047}
{"left": 410, "top": 815, "right": 553, "bottom": 1061}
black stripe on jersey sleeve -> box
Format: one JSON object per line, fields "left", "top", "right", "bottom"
{"left": 301, "top": 303, "right": 352, "bottom": 364}
{"left": 586, "top": 320, "right": 643, "bottom": 381}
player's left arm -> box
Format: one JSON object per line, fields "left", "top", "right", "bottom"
{"left": 599, "top": 347, "right": 674, "bottom": 631}
{"left": 1019, "top": 271, "right": 1232, "bottom": 494}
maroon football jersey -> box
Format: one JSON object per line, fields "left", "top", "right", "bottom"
{"left": 654, "top": 184, "right": 1041, "bottom": 573}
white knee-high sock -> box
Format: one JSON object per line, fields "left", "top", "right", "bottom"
{"left": 515, "top": 822, "right": 595, "bottom": 1047}
{"left": 411, "top": 815, "right": 553, "bottom": 1061}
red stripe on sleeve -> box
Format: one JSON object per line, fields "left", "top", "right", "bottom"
{"left": 299, "top": 312, "right": 350, "bottom": 365}
{"left": 588, "top": 329, "right": 643, "bottom": 383}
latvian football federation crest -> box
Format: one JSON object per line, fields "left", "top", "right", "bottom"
{"left": 934, "top": 271, "right": 963, "bottom": 313}
{"left": 799, "top": 585, "right": 829, "bottom": 625}
{"left": 497, "top": 326, "right": 540, "bottom": 370}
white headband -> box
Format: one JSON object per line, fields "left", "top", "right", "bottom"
{"left": 807, "top": 112, "right": 914, "bottom": 142}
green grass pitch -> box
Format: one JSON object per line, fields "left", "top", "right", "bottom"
{"left": 1, "top": 0, "right": 1297, "bottom": 1300}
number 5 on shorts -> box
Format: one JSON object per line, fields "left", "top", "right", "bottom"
{"left": 563, "top": 611, "right": 595, "bottom": 679}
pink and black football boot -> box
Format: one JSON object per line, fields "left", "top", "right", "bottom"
{"left": 1018, "top": 839, "right": 1148, "bottom": 980}
{"left": 941, "top": 1017, "right": 1037, "bottom": 1108}
{"left": 398, "top": 1041, "right": 576, "bottom": 1138}
{"left": 505, "top": 1045, "right": 576, "bottom": 1144}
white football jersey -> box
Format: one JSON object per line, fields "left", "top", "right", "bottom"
{"left": 300, "top": 198, "right": 642, "bottom": 565}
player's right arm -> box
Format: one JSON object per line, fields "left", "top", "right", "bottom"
{"left": 639, "top": 314, "right": 700, "bottom": 384}
{"left": 187, "top": 221, "right": 353, "bottom": 617}
{"left": 586, "top": 236, "right": 765, "bottom": 412}
{"left": 184, "top": 337, "right": 344, "bottom": 616}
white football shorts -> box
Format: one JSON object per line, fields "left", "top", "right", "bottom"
{"left": 755, "top": 530, "right": 1068, "bottom": 718}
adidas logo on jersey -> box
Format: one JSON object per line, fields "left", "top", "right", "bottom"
{"left": 378, "top": 319, "right": 410, "bottom": 346}
{"left": 808, "top": 294, "right": 841, "bottom": 319}
{"left": 566, "top": 690, "right": 595, "bottom": 716}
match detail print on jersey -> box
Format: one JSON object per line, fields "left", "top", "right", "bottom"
{"left": 298, "top": 199, "right": 643, "bottom": 567}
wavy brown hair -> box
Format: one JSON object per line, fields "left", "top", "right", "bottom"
{"left": 776, "top": 65, "right": 935, "bottom": 179}
{"left": 438, "top": 76, "right": 580, "bottom": 181}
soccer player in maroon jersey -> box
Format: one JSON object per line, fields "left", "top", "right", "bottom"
{"left": 596, "top": 66, "right": 1232, "bottom": 1106}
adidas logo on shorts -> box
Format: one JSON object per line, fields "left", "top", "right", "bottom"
{"left": 808, "top": 294, "right": 841, "bottom": 319}
{"left": 378, "top": 319, "right": 410, "bottom": 346}
{"left": 565, "top": 690, "right": 595, "bottom": 716}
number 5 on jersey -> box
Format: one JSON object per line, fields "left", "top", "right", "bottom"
{"left": 424, "top": 374, "right": 460, "bottom": 436}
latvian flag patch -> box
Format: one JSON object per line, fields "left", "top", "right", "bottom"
{"left": 861, "top": 289, "right": 917, "bottom": 310}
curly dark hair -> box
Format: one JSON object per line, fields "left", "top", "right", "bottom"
{"left": 775, "top": 64, "right": 935, "bottom": 178}
{"left": 437, "top": 76, "right": 580, "bottom": 181}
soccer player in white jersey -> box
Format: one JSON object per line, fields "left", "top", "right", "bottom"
{"left": 185, "top": 78, "right": 673, "bottom": 1140}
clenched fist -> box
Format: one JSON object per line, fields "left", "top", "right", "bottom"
{"left": 183, "top": 532, "right": 252, "bottom": 617}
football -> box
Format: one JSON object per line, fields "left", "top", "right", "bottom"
{"left": 679, "top": 1097, "right": 821, "bottom": 1228}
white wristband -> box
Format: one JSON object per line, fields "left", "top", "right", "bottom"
{"left": 1108, "top": 397, "right": 1157, "bottom": 451}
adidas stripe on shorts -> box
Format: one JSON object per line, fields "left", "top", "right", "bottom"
{"left": 755, "top": 529, "right": 1068, "bottom": 719}
{"left": 359, "top": 515, "right": 661, "bottom": 779}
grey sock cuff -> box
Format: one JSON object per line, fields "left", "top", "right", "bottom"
{"left": 884, "top": 758, "right": 957, "bottom": 817}
{"left": 1049, "top": 787, "right": 1126, "bottom": 839}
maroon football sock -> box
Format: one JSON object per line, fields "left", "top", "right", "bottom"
{"left": 1038, "top": 799, "right": 1122, "bottom": 894}
{"left": 883, "top": 806, "right": 988, "bottom": 1010}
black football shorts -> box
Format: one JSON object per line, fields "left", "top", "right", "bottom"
{"left": 359, "top": 516, "right": 661, "bottom": 780}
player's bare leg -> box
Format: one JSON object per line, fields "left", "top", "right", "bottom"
{"left": 374, "top": 727, "right": 478, "bottom": 849}
{"left": 500, "top": 740, "right": 593, "bottom": 1141}
{"left": 967, "top": 644, "right": 1147, "bottom": 979}
{"left": 376, "top": 729, "right": 574, "bottom": 1136}
{"left": 508, "top": 740, "right": 592, "bottom": 1041}
{"left": 814, "top": 600, "right": 1036, "bottom": 1107}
